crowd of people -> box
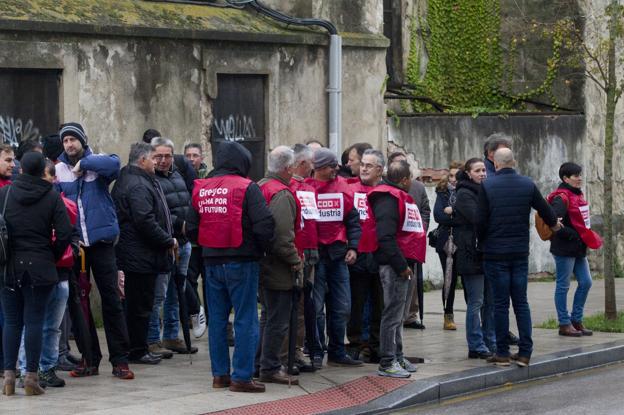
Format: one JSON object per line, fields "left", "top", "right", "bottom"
{"left": 0, "top": 126, "right": 602, "bottom": 396}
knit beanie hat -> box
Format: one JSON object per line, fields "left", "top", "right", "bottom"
{"left": 313, "top": 148, "right": 338, "bottom": 169}
{"left": 42, "top": 134, "right": 63, "bottom": 161}
{"left": 59, "top": 122, "right": 87, "bottom": 148}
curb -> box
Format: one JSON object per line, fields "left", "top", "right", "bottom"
{"left": 321, "top": 340, "right": 624, "bottom": 415}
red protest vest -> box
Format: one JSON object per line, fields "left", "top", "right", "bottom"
{"left": 368, "top": 184, "right": 427, "bottom": 263}
{"left": 305, "top": 176, "right": 354, "bottom": 246}
{"left": 192, "top": 175, "right": 252, "bottom": 248}
{"left": 260, "top": 178, "right": 303, "bottom": 256}
{"left": 548, "top": 187, "right": 602, "bottom": 250}
{"left": 290, "top": 177, "right": 319, "bottom": 251}
{"left": 349, "top": 180, "right": 377, "bottom": 253}
{"left": 56, "top": 195, "right": 78, "bottom": 268}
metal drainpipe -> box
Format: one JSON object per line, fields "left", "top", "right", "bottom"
{"left": 328, "top": 34, "right": 343, "bottom": 154}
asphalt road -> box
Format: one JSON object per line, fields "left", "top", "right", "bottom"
{"left": 393, "top": 363, "right": 624, "bottom": 415}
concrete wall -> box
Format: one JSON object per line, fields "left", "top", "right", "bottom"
{"left": 388, "top": 113, "right": 587, "bottom": 284}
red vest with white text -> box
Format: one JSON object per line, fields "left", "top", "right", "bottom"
{"left": 192, "top": 175, "right": 252, "bottom": 248}
{"left": 547, "top": 187, "right": 602, "bottom": 250}
{"left": 56, "top": 195, "right": 78, "bottom": 268}
{"left": 368, "top": 184, "right": 426, "bottom": 262}
{"left": 290, "top": 178, "right": 319, "bottom": 251}
{"left": 349, "top": 180, "right": 377, "bottom": 253}
{"left": 304, "top": 176, "right": 354, "bottom": 246}
{"left": 260, "top": 178, "right": 303, "bottom": 256}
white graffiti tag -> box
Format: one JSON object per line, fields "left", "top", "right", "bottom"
{"left": 213, "top": 114, "right": 256, "bottom": 142}
{"left": 0, "top": 115, "right": 41, "bottom": 146}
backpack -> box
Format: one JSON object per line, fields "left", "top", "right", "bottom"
{"left": 0, "top": 186, "right": 12, "bottom": 265}
{"left": 535, "top": 192, "right": 568, "bottom": 241}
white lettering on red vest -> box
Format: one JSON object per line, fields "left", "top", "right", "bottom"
{"left": 197, "top": 188, "right": 230, "bottom": 215}
{"left": 353, "top": 192, "right": 369, "bottom": 220}
{"left": 317, "top": 193, "right": 344, "bottom": 222}
{"left": 579, "top": 205, "right": 591, "bottom": 229}
{"left": 296, "top": 190, "right": 320, "bottom": 220}
{"left": 402, "top": 202, "right": 424, "bottom": 233}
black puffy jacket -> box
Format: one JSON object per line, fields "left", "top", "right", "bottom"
{"left": 155, "top": 167, "right": 191, "bottom": 244}
{"left": 0, "top": 174, "right": 72, "bottom": 288}
{"left": 453, "top": 174, "right": 483, "bottom": 276}
{"left": 112, "top": 165, "right": 175, "bottom": 274}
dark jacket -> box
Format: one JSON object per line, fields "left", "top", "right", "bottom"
{"left": 477, "top": 168, "right": 557, "bottom": 259}
{"left": 1, "top": 175, "right": 72, "bottom": 287}
{"left": 112, "top": 165, "right": 175, "bottom": 274}
{"left": 549, "top": 182, "right": 587, "bottom": 258}
{"left": 173, "top": 154, "right": 198, "bottom": 193}
{"left": 484, "top": 157, "right": 496, "bottom": 176}
{"left": 453, "top": 172, "right": 483, "bottom": 275}
{"left": 259, "top": 174, "right": 301, "bottom": 290}
{"left": 155, "top": 166, "right": 192, "bottom": 244}
{"left": 433, "top": 188, "right": 460, "bottom": 253}
{"left": 186, "top": 141, "right": 274, "bottom": 263}
{"left": 370, "top": 180, "right": 413, "bottom": 275}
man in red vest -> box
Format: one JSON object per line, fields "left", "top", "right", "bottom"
{"left": 190, "top": 141, "right": 274, "bottom": 393}
{"left": 346, "top": 149, "right": 384, "bottom": 363}
{"left": 305, "top": 148, "right": 362, "bottom": 367}
{"left": 369, "top": 160, "right": 426, "bottom": 378}
{"left": 257, "top": 146, "right": 303, "bottom": 385}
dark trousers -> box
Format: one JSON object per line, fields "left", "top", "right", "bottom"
{"left": 483, "top": 258, "right": 533, "bottom": 358}
{"left": 347, "top": 270, "right": 382, "bottom": 354}
{"left": 303, "top": 268, "right": 322, "bottom": 358}
{"left": 83, "top": 243, "right": 130, "bottom": 365}
{"left": 257, "top": 288, "right": 293, "bottom": 375}
{"left": 124, "top": 272, "right": 157, "bottom": 359}
{"left": 67, "top": 269, "right": 97, "bottom": 366}
{"left": 1, "top": 284, "right": 54, "bottom": 371}
{"left": 439, "top": 252, "right": 459, "bottom": 314}
{"left": 186, "top": 246, "right": 204, "bottom": 316}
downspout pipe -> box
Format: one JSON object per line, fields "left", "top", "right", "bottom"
{"left": 240, "top": 1, "right": 343, "bottom": 153}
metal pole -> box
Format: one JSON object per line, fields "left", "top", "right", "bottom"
{"left": 328, "top": 34, "right": 342, "bottom": 154}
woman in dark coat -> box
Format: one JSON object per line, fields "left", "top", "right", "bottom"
{"left": 433, "top": 161, "right": 462, "bottom": 330}
{"left": 454, "top": 158, "right": 494, "bottom": 358}
{"left": 1, "top": 152, "right": 72, "bottom": 396}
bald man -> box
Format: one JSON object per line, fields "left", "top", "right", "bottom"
{"left": 476, "top": 148, "right": 561, "bottom": 368}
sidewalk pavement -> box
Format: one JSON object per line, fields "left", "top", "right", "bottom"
{"left": 1, "top": 279, "right": 623, "bottom": 415}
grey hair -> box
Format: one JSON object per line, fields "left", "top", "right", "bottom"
{"left": 150, "top": 136, "right": 175, "bottom": 152}
{"left": 493, "top": 147, "right": 515, "bottom": 167}
{"left": 129, "top": 142, "right": 153, "bottom": 166}
{"left": 483, "top": 133, "right": 512, "bottom": 156}
{"left": 362, "top": 149, "right": 385, "bottom": 169}
{"left": 293, "top": 143, "right": 313, "bottom": 163}
{"left": 268, "top": 145, "right": 295, "bottom": 173}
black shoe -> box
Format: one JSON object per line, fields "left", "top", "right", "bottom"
{"left": 56, "top": 355, "right": 78, "bottom": 372}
{"left": 468, "top": 350, "right": 493, "bottom": 359}
{"left": 295, "top": 358, "right": 317, "bottom": 373}
{"left": 328, "top": 355, "right": 364, "bottom": 367}
{"left": 129, "top": 352, "right": 162, "bottom": 365}
{"left": 404, "top": 321, "right": 426, "bottom": 330}
{"left": 507, "top": 332, "right": 519, "bottom": 346}
{"left": 66, "top": 353, "right": 82, "bottom": 365}
{"left": 287, "top": 366, "right": 300, "bottom": 376}
{"left": 38, "top": 369, "right": 65, "bottom": 388}
{"left": 312, "top": 356, "right": 323, "bottom": 370}
{"left": 365, "top": 351, "right": 381, "bottom": 364}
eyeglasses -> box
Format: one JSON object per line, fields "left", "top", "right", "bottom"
{"left": 153, "top": 154, "right": 173, "bottom": 160}
{"left": 361, "top": 163, "right": 381, "bottom": 170}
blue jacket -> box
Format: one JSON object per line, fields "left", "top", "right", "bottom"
{"left": 477, "top": 168, "right": 557, "bottom": 259}
{"left": 56, "top": 147, "right": 121, "bottom": 246}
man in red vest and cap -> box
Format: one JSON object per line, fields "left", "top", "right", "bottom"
{"left": 369, "top": 160, "right": 426, "bottom": 378}
{"left": 190, "top": 141, "right": 274, "bottom": 393}
{"left": 256, "top": 146, "right": 303, "bottom": 385}
{"left": 305, "top": 148, "right": 362, "bottom": 367}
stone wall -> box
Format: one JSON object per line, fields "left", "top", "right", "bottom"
{"left": 388, "top": 113, "right": 587, "bottom": 284}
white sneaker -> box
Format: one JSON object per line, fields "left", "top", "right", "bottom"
{"left": 191, "top": 306, "right": 207, "bottom": 338}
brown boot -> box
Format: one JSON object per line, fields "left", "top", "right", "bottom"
{"left": 259, "top": 369, "right": 299, "bottom": 385}
{"left": 443, "top": 314, "right": 457, "bottom": 330}
{"left": 572, "top": 322, "right": 593, "bottom": 336}
{"left": 212, "top": 375, "right": 231, "bottom": 388}
{"left": 229, "top": 380, "right": 266, "bottom": 393}
{"left": 24, "top": 372, "right": 45, "bottom": 396}
{"left": 510, "top": 353, "right": 530, "bottom": 367}
{"left": 559, "top": 324, "right": 582, "bottom": 337}
{"left": 2, "top": 370, "right": 15, "bottom": 396}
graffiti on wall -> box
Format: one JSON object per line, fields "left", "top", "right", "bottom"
{"left": 213, "top": 114, "right": 256, "bottom": 142}
{"left": 0, "top": 115, "right": 41, "bottom": 146}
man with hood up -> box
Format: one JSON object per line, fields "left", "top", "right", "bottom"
{"left": 189, "top": 141, "right": 274, "bottom": 393}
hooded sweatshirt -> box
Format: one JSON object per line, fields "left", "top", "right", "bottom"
{"left": 0, "top": 174, "right": 72, "bottom": 287}
{"left": 187, "top": 141, "right": 274, "bottom": 264}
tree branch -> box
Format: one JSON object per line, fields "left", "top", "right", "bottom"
{"left": 586, "top": 69, "right": 608, "bottom": 92}
{"left": 581, "top": 41, "right": 609, "bottom": 85}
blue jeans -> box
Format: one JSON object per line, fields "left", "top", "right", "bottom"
{"left": 147, "top": 242, "right": 191, "bottom": 343}
{"left": 553, "top": 256, "right": 592, "bottom": 325}
{"left": 204, "top": 261, "right": 259, "bottom": 383}
{"left": 483, "top": 259, "right": 533, "bottom": 358}
{"left": 482, "top": 272, "right": 496, "bottom": 353}
{"left": 463, "top": 275, "right": 490, "bottom": 353}
{"left": 313, "top": 257, "right": 351, "bottom": 360}
{"left": 18, "top": 281, "right": 69, "bottom": 373}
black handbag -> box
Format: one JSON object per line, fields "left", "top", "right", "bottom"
{"left": 428, "top": 227, "right": 439, "bottom": 248}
